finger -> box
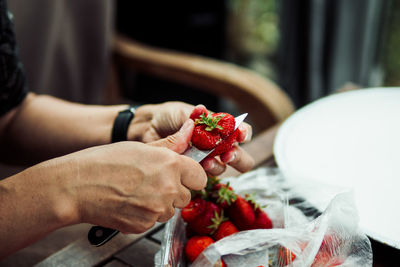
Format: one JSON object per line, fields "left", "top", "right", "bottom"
{"left": 179, "top": 156, "right": 208, "bottom": 190}
{"left": 157, "top": 206, "right": 176, "bottom": 222}
{"left": 237, "top": 123, "right": 252, "bottom": 143}
{"left": 220, "top": 145, "right": 255, "bottom": 173}
{"left": 133, "top": 122, "right": 161, "bottom": 143}
{"left": 173, "top": 186, "right": 192, "bottom": 209}
{"left": 190, "top": 104, "right": 208, "bottom": 119}
{"left": 201, "top": 157, "right": 227, "bottom": 176}
{"left": 149, "top": 119, "right": 194, "bottom": 153}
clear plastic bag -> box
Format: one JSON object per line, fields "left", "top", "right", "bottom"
{"left": 155, "top": 167, "right": 372, "bottom": 267}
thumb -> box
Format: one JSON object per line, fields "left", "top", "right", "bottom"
{"left": 149, "top": 119, "right": 194, "bottom": 153}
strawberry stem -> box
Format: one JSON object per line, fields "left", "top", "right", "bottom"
{"left": 245, "top": 193, "right": 264, "bottom": 210}
{"left": 216, "top": 182, "right": 237, "bottom": 205}
{"left": 208, "top": 210, "right": 227, "bottom": 234}
{"left": 195, "top": 113, "right": 225, "bottom": 131}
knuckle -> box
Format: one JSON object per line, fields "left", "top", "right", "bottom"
{"left": 159, "top": 179, "right": 179, "bottom": 197}
{"left": 165, "top": 135, "right": 178, "bottom": 146}
{"left": 162, "top": 153, "right": 181, "bottom": 169}
{"left": 147, "top": 204, "right": 165, "bottom": 216}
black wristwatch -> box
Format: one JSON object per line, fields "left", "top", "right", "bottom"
{"left": 111, "top": 106, "right": 136, "bottom": 143}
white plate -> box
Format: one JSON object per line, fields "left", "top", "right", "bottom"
{"left": 274, "top": 88, "right": 400, "bottom": 249}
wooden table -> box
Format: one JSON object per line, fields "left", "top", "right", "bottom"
{"left": 35, "top": 223, "right": 165, "bottom": 267}
{"left": 6, "top": 124, "right": 399, "bottom": 266}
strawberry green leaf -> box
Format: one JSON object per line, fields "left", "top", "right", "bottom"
{"left": 195, "top": 113, "right": 226, "bottom": 132}
{"left": 208, "top": 210, "right": 227, "bottom": 234}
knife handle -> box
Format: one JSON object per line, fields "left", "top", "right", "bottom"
{"left": 88, "top": 226, "right": 120, "bottom": 246}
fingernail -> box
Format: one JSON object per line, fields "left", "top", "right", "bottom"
{"left": 226, "top": 152, "right": 236, "bottom": 163}
{"left": 208, "top": 160, "right": 216, "bottom": 170}
{"left": 238, "top": 125, "right": 249, "bottom": 142}
{"left": 244, "top": 131, "right": 250, "bottom": 142}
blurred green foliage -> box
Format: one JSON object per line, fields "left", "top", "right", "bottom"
{"left": 382, "top": 0, "right": 400, "bottom": 86}
{"left": 226, "top": 0, "right": 280, "bottom": 79}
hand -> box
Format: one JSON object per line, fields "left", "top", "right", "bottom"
{"left": 128, "top": 101, "right": 194, "bottom": 143}
{"left": 200, "top": 121, "right": 254, "bottom": 176}
{"left": 64, "top": 119, "right": 207, "bottom": 234}
{"left": 128, "top": 102, "right": 255, "bottom": 176}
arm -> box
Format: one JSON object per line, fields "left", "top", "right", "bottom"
{"left": 0, "top": 95, "right": 254, "bottom": 173}
{"left": 0, "top": 93, "right": 127, "bottom": 164}
{"left": 0, "top": 120, "right": 207, "bottom": 258}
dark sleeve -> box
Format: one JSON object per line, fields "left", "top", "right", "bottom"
{"left": 0, "top": 0, "right": 28, "bottom": 116}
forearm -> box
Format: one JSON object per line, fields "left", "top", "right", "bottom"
{"left": 0, "top": 93, "right": 127, "bottom": 164}
{"left": 0, "top": 158, "right": 79, "bottom": 259}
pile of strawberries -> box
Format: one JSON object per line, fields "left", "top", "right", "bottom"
{"left": 183, "top": 109, "right": 346, "bottom": 266}
{"left": 182, "top": 109, "right": 274, "bottom": 264}
{"left": 182, "top": 176, "right": 273, "bottom": 264}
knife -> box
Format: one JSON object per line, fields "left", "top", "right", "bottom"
{"left": 182, "top": 113, "right": 248, "bottom": 161}
{"left": 87, "top": 113, "right": 248, "bottom": 246}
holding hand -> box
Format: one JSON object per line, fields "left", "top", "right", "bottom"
{"left": 62, "top": 119, "right": 206, "bottom": 233}
{"left": 128, "top": 102, "right": 255, "bottom": 176}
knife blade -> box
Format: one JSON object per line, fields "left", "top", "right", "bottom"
{"left": 87, "top": 113, "right": 248, "bottom": 246}
{"left": 182, "top": 113, "right": 248, "bottom": 162}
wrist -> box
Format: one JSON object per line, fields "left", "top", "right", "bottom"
{"left": 111, "top": 105, "right": 136, "bottom": 143}
{"left": 127, "top": 104, "right": 152, "bottom": 142}
{"left": 31, "top": 158, "right": 81, "bottom": 227}
{"left": 0, "top": 158, "right": 81, "bottom": 240}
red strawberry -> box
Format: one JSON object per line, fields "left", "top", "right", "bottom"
{"left": 210, "top": 182, "right": 237, "bottom": 209}
{"left": 188, "top": 201, "right": 224, "bottom": 235}
{"left": 311, "top": 251, "right": 344, "bottom": 267}
{"left": 319, "top": 233, "right": 342, "bottom": 257}
{"left": 181, "top": 197, "right": 206, "bottom": 223}
{"left": 209, "top": 129, "right": 239, "bottom": 157}
{"left": 212, "top": 112, "right": 235, "bottom": 138}
{"left": 190, "top": 111, "right": 237, "bottom": 155}
{"left": 184, "top": 236, "right": 214, "bottom": 262}
{"left": 243, "top": 194, "right": 273, "bottom": 230}
{"left": 191, "top": 124, "right": 221, "bottom": 150}
{"left": 212, "top": 220, "right": 239, "bottom": 241}
{"left": 185, "top": 225, "right": 195, "bottom": 238}
{"left": 247, "top": 208, "right": 273, "bottom": 230}
{"left": 278, "top": 246, "right": 296, "bottom": 266}
{"left": 228, "top": 195, "right": 255, "bottom": 230}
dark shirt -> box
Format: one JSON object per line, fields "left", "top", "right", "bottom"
{"left": 0, "top": 0, "right": 27, "bottom": 116}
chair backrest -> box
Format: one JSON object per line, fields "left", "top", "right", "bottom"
{"left": 110, "top": 34, "right": 295, "bottom": 134}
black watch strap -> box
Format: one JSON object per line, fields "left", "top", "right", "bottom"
{"left": 111, "top": 106, "right": 136, "bottom": 143}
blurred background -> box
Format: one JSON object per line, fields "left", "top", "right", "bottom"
{"left": 9, "top": 0, "right": 400, "bottom": 111}
{"left": 115, "top": 0, "right": 399, "bottom": 108}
